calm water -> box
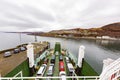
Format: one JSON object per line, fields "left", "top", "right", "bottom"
{"left": 0, "top": 32, "right": 120, "bottom": 74}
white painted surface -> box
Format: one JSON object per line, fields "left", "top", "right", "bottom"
{"left": 78, "top": 45, "right": 85, "bottom": 68}
{"left": 102, "top": 58, "right": 114, "bottom": 71}
{"left": 100, "top": 58, "right": 120, "bottom": 80}
{"left": 27, "top": 43, "right": 34, "bottom": 68}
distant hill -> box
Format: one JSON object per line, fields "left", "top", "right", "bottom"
{"left": 102, "top": 22, "right": 120, "bottom": 31}
{"left": 36, "top": 22, "right": 120, "bottom": 38}
{"left": 100, "top": 22, "right": 120, "bottom": 37}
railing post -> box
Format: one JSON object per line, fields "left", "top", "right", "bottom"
{"left": 84, "top": 77, "right": 86, "bottom": 80}
{"left": 10, "top": 78, "right": 12, "bottom": 80}
{"left": 21, "top": 71, "right": 23, "bottom": 80}
{"left": 95, "top": 77, "right": 98, "bottom": 80}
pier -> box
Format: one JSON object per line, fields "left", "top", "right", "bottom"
{"left": 0, "top": 42, "right": 49, "bottom": 77}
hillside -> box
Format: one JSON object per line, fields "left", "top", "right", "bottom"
{"left": 34, "top": 22, "right": 120, "bottom": 38}
{"left": 100, "top": 23, "right": 120, "bottom": 38}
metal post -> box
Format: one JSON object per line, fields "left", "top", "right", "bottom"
{"left": 35, "top": 35, "right": 37, "bottom": 42}
{"left": 10, "top": 78, "right": 12, "bottom": 80}
{"left": 21, "top": 71, "right": 23, "bottom": 80}
{"left": 19, "top": 33, "right": 22, "bottom": 45}
{"left": 96, "top": 77, "right": 98, "bottom": 80}
{"left": 83, "top": 77, "right": 85, "bottom": 80}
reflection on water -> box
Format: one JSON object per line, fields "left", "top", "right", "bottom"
{"left": 96, "top": 40, "right": 120, "bottom": 52}
{"left": 0, "top": 33, "right": 120, "bottom": 74}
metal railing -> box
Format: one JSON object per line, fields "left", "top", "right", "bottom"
{"left": 0, "top": 76, "right": 99, "bottom": 80}
{"left": 100, "top": 58, "right": 120, "bottom": 80}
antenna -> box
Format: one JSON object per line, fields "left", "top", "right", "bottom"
{"left": 35, "top": 35, "right": 37, "bottom": 42}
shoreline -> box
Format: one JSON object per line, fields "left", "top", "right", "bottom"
{"left": 37, "top": 35, "right": 120, "bottom": 41}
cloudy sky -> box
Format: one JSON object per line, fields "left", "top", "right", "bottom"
{"left": 0, "top": 0, "right": 120, "bottom": 32}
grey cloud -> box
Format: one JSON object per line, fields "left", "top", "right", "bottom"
{"left": 0, "top": 0, "right": 56, "bottom": 30}
{"left": 23, "top": 5, "right": 56, "bottom": 22}
{"left": 0, "top": 0, "right": 120, "bottom": 32}
{"left": 0, "top": 0, "right": 56, "bottom": 22}
{"left": 0, "top": 21, "right": 38, "bottom": 28}
{"left": 78, "top": 0, "right": 120, "bottom": 19}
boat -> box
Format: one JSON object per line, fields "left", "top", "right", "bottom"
{"left": 0, "top": 41, "right": 120, "bottom": 80}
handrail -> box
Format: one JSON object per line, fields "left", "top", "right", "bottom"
{"left": 100, "top": 58, "right": 120, "bottom": 80}
{"left": 0, "top": 76, "right": 99, "bottom": 79}
{"left": 13, "top": 71, "right": 22, "bottom": 77}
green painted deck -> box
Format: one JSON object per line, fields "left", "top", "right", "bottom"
{"left": 35, "top": 42, "right": 98, "bottom": 80}
{"left": 35, "top": 51, "right": 98, "bottom": 80}
{"left": 53, "top": 56, "right": 59, "bottom": 80}
{"left": 38, "top": 54, "right": 75, "bottom": 80}
{"left": 53, "top": 56, "right": 59, "bottom": 76}
{"left": 81, "top": 61, "right": 98, "bottom": 76}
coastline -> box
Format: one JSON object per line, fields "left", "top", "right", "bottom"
{"left": 37, "top": 35, "right": 120, "bottom": 41}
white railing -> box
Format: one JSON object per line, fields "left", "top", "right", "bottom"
{"left": 0, "top": 76, "right": 99, "bottom": 80}
{"left": 100, "top": 58, "right": 120, "bottom": 80}
{"left": 13, "top": 71, "right": 23, "bottom": 78}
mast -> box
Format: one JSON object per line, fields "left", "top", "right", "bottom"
{"left": 35, "top": 35, "right": 37, "bottom": 42}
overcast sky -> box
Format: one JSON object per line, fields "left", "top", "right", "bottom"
{"left": 0, "top": 0, "right": 120, "bottom": 32}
